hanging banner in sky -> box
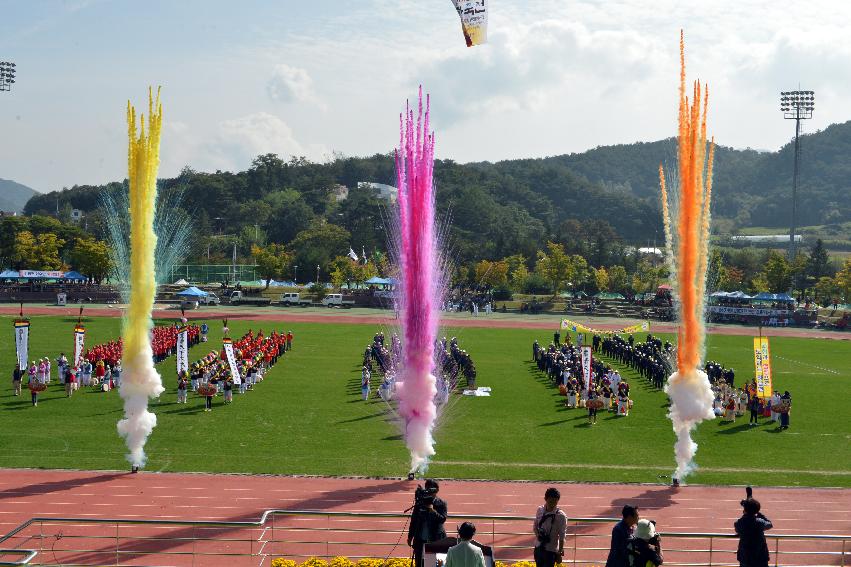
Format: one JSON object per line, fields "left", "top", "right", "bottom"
{"left": 753, "top": 337, "right": 772, "bottom": 399}
{"left": 73, "top": 325, "right": 86, "bottom": 368}
{"left": 222, "top": 337, "right": 241, "bottom": 384}
{"left": 176, "top": 327, "right": 189, "bottom": 376}
{"left": 452, "top": 0, "right": 487, "bottom": 47}
{"left": 581, "top": 345, "right": 593, "bottom": 391}
{"left": 14, "top": 320, "right": 29, "bottom": 369}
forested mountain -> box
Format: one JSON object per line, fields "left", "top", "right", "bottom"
{"left": 0, "top": 179, "right": 39, "bottom": 213}
{"left": 22, "top": 120, "right": 851, "bottom": 266}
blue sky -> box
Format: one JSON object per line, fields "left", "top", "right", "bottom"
{"left": 2, "top": 0, "right": 850, "bottom": 192}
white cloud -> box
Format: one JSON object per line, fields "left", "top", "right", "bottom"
{"left": 203, "top": 112, "right": 327, "bottom": 170}
{"left": 266, "top": 64, "right": 318, "bottom": 104}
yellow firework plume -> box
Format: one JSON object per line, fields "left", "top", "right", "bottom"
{"left": 117, "top": 87, "right": 165, "bottom": 468}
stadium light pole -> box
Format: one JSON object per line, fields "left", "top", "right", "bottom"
{"left": 0, "top": 61, "right": 16, "bottom": 92}
{"left": 780, "top": 90, "right": 815, "bottom": 261}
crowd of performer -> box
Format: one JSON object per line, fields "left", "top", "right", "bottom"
{"left": 14, "top": 323, "right": 206, "bottom": 406}
{"left": 360, "top": 332, "right": 477, "bottom": 405}
{"left": 183, "top": 329, "right": 292, "bottom": 411}
{"left": 532, "top": 337, "right": 633, "bottom": 424}
{"left": 532, "top": 331, "right": 793, "bottom": 430}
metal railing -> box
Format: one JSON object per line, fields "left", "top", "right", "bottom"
{"left": 0, "top": 510, "right": 847, "bottom": 566}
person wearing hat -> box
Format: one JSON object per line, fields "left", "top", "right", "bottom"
{"left": 734, "top": 498, "right": 773, "bottom": 567}
{"left": 778, "top": 391, "right": 791, "bottom": 430}
{"left": 606, "top": 505, "right": 639, "bottom": 567}
{"left": 444, "top": 522, "right": 486, "bottom": 567}
{"left": 626, "top": 519, "right": 663, "bottom": 566}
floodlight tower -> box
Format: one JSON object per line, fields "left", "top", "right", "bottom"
{"left": 0, "top": 61, "right": 16, "bottom": 92}
{"left": 780, "top": 90, "right": 815, "bottom": 261}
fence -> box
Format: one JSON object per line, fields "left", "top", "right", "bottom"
{"left": 0, "top": 510, "right": 847, "bottom": 566}
{"left": 168, "top": 265, "right": 259, "bottom": 285}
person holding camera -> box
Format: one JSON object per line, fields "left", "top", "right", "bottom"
{"left": 532, "top": 487, "right": 566, "bottom": 567}
{"left": 408, "top": 479, "right": 448, "bottom": 567}
{"left": 444, "top": 522, "right": 486, "bottom": 567}
{"left": 606, "top": 505, "right": 639, "bottom": 567}
{"left": 626, "top": 519, "right": 663, "bottom": 566}
{"left": 734, "top": 498, "right": 773, "bottom": 567}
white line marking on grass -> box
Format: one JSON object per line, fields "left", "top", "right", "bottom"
{"left": 769, "top": 354, "right": 840, "bottom": 375}
{"left": 432, "top": 460, "right": 851, "bottom": 476}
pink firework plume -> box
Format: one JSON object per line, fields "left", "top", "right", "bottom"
{"left": 395, "top": 87, "right": 442, "bottom": 475}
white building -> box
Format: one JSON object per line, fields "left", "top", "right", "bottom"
{"left": 358, "top": 182, "right": 398, "bottom": 203}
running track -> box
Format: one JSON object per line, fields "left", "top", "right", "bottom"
{"left": 2, "top": 306, "right": 848, "bottom": 340}
{"left": 0, "top": 470, "right": 848, "bottom": 565}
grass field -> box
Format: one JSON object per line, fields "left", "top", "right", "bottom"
{"left": 0, "top": 314, "right": 849, "bottom": 487}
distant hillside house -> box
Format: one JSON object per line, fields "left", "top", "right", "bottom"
{"left": 0, "top": 211, "right": 17, "bottom": 218}
{"left": 731, "top": 234, "right": 802, "bottom": 243}
{"left": 70, "top": 209, "right": 84, "bottom": 223}
{"left": 358, "top": 181, "right": 398, "bottom": 203}
{"left": 331, "top": 184, "right": 349, "bottom": 202}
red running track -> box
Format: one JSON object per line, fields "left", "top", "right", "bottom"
{"left": 0, "top": 469, "right": 848, "bottom": 566}
{"left": 1, "top": 306, "right": 847, "bottom": 340}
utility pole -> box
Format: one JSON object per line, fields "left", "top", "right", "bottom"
{"left": 780, "top": 90, "right": 815, "bottom": 261}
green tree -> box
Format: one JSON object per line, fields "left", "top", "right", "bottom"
{"left": 718, "top": 265, "right": 745, "bottom": 291}
{"left": 474, "top": 259, "right": 509, "bottom": 288}
{"left": 510, "top": 264, "right": 530, "bottom": 292}
{"left": 67, "top": 238, "right": 112, "bottom": 283}
{"left": 535, "top": 242, "right": 571, "bottom": 295}
{"left": 763, "top": 251, "right": 792, "bottom": 293}
{"left": 835, "top": 259, "right": 851, "bottom": 303}
{"left": 328, "top": 256, "right": 361, "bottom": 289}
{"left": 593, "top": 266, "right": 609, "bottom": 293}
{"left": 566, "top": 254, "right": 590, "bottom": 291}
{"left": 290, "top": 222, "right": 351, "bottom": 274}
{"left": 251, "top": 243, "right": 293, "bottom": 289}
{"left": 814, "top": 276, "right": 838, "bottom": 306}
{"left": 10, "top": 231, "right": 38, "bottom": 269}
{"left": 807, "top": 239, "right": 832, "bottom": 279}
{"left": 608, "top": 265, "right": 628, "bottom": 293}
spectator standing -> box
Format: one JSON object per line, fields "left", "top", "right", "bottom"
{"left": 444, "top": 522, "right": 486, "bottom": 567}
{"left": 407, "top": 479, "right": 447, "bottom": 567}
{"left": 734, "top": 498, "right": 773, "bottom": 567}
{"left": 606, "top": 505, "right": 639, "bottom": 567}
{"left": 626, "top": 519, "right": 663, "bottom": 566}
{"left": 533, "top": 487, "right": 566, "bottom": 567}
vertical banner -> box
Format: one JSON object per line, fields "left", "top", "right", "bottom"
{"left": 581, "top": 345, "right": 593, "bottom": 391}
{"left": 73, "top": 325, "right": 86, "bottom": 368}
{"left": 753, "top": 337, "right": 773, "bottom": 398}
{"left": 176, "top": 327, "right": 189, "bottom": 375}
{"left": 452, "top": 0, "right": 487, "bottom": 47}
{"left": 14, "top": 320, "right": 30, "bottom": 369}
{"left": 222, "top": 337, "right": 242, "bottom": 383}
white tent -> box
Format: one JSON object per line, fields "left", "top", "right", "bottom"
{"left": 173, "top": 278, "right": 189, "bottom": 286}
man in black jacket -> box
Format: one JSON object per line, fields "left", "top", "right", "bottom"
{"left": 408, "top": 479, "right": 448, "bottom": 567}
{"left": 605, "top": 505, "right": 638, "bottom": 567}
{"left": 734, "top": 498, "right": 773, "bottom": 567}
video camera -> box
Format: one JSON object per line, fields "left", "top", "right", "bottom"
{"left": 414, "top": 484, "right": 438, "bottom": 509}
{"left": 740, "top": 486, "right": 753, "bottom": 507}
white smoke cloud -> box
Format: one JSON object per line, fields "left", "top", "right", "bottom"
{"left": 665, "top": 369, "right": 716, "bottom": 482}
{"left": 117, "top": 340, "right": 164, "bottom": 468}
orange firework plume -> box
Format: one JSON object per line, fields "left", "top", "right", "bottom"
{"left": 674, "top": 31, "right": 714, "bottom": 372}
{"left": 663, "top": 31, "right": 716, "bottom": 482}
